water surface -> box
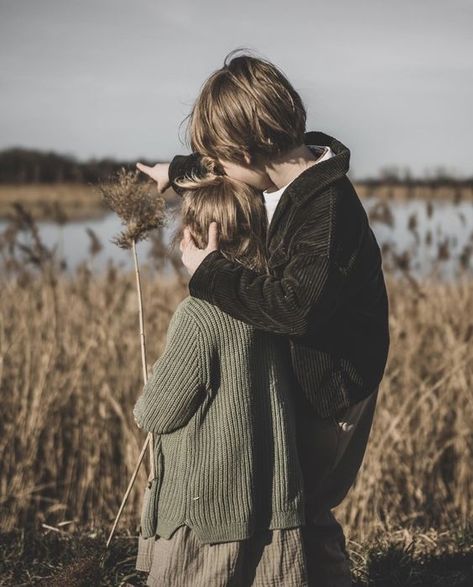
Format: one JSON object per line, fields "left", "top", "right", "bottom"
{"left": 1, "top": 196, "right": 472, "bottom": 281}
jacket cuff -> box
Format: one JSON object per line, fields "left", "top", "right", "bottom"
{"left": 188, "top": 249, "right": 225, "bottom": 301}
{"left": 169, "top": 153, "right": 206, "bottom": 196}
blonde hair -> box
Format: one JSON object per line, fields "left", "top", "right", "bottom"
{"left": 172, "top": 158, "right": 269, "bottom": 273}
{"left": 186, "top": 50, "right": 307, "bottom": 165}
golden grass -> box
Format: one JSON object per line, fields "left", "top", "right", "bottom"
{"left": 0, "top": 238, "right": 472, "bottom": 540}
{"left": 0, "top": 264, "right": 188, "bottom": 533}
{"left": 338, "top": 273, "right": 473, "bottom": 539}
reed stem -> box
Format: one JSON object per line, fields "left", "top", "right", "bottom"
{"left": 132, "top": 239, "right": 155, "bottom": 477}
{"left": 105, "top": 433, "right": 150, "bottom": 548}
{"left": 106, "top": 239, "right": 154, "bottom": 548}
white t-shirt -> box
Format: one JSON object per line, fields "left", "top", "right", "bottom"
{"left": 263, "top": 145, "right": 334, "bottom": 225}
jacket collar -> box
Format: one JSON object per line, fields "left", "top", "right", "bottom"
{"left": 283, "top": 131, "right": 351, "bottom": 207}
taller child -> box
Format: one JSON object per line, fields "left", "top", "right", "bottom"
{"left": 137, "top": 51, "right": 390, "bottom": 587}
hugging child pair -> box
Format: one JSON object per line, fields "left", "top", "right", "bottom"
{"left": 134, "top": 50, "right": 390, "bottom": 587}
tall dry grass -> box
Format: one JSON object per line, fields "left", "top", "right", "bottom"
{"left": 0, "top": 207, "right": 472, "bottom": 540}
{"left": 337, "top": 273, "right": 473, "bottom": 538}
{"left": 0, "top": 262, "right": 187, "bottom": 533}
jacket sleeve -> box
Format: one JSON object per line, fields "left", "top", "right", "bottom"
{"left": 133, "top": 302, "right": 208, "bottom": 434}
{"left": 188, "top": 246, "right": 346, "bottom": 337}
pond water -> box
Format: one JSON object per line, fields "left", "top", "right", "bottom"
{"left": 0, "top": 205, "right": 182, "bottom": 274}
{"left": 362, "top": 196, "right": 473, "bottom": 280}
{"left": 1, "top": 196, "right": 472, "bottom": 281}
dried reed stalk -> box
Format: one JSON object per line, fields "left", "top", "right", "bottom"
{"left": 97, "top": 169, "right": 167, "bottom": 547}
{"left": 105, "top": 241, "right": 153, "bottom": 548}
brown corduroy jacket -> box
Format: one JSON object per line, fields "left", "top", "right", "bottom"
{"left": 168, "top": 130, "right": 390, "bottom": 418}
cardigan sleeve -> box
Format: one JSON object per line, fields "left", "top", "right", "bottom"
{"left": 133, "top": 301, "right": 208, "bottom": 434}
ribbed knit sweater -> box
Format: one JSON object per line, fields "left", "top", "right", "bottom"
{"left": 133, "top": 296, "right": 305, "bottom": 544}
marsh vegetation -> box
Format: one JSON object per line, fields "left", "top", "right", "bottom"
{"left": 0, "top": 186, "right": 472, "bottom": 585}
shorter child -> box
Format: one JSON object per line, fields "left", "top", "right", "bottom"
{"left": 133, "top": 162, "right": 310, "bottom": 586}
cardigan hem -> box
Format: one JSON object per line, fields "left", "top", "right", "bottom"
{"left": 140, "top": 507, "right": 306, "bottom": 545}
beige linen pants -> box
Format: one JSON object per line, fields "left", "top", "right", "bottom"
{"left": 136, "top": 525, "right": 308, "bottom": 586}
{"left": 295, "top": 386, "right": 379, "bottom": 587}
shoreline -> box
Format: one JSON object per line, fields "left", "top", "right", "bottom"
{"left": 0, "top": 181, "right": 472, "bottom": 222}
{"left": 0, "top": 183, "right": 179, "bottom": 221}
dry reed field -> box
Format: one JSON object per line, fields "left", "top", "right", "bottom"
{"left": 0, "top": 204, "right": 472, "bottom": 585}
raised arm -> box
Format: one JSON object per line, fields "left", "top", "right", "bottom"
{"left": 133, "top": 301, "right": 208, "bottom": 434}
{"left": 135, "top": 153, "right": 211, "bottom": 195}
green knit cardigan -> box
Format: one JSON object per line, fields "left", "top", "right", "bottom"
{"left": 133, "top": 296, "right": 305, "bottom": 544}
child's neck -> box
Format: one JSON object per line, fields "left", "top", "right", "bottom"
{"left": 264, "top": 145, "right": 319, "bottom": 192}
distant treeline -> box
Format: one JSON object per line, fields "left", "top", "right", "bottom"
{"left": 362, "top": 165, "right": 473, "bottom": 187}
{"left": 0, "top": 147, "right": 471, "bottom": 186}
{"left": 0, "top": 147, "right": 159, "bottom": 184}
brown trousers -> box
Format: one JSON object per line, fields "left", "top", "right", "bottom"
{"left": 295, "top": 386, "right": 379, "bottom": 587}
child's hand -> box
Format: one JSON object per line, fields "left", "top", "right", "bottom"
{"left": 136, "top": 162, "right": 170, "bottom": 193}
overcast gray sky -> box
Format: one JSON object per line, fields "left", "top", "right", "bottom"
{"left": 1, "top": 0, "right": 472, "bottom": 178}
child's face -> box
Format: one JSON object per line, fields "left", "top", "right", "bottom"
{"left": 218, "top": 158, "right": 272, "bottom": 191}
